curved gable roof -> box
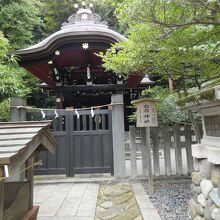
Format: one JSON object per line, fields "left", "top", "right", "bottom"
{"left": 11, "top": 5, "right": 142, "bottom": 89}
{"left": 14, "top": 7, "right": 126, "bottom": 58}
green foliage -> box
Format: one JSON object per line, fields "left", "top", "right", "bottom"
{"left": 0, "top": 0, "right": 44, "bottom": 49}
{"left": 41, "top": 0, "right": 73, "bottom": 34}
{"left": 0, "top": 65, "right": 29, "bottom": 102}
{"left": 0, "top": 32, "right": 29, "bottom": 101}
{"left": 0, "top": 0, "right": 49, "bottom": 121}
{"left": 128, "top": 86, "right": 201, "bottom": 125}
{"left": 156, "top": 94, "right": 190, "bottom": 125}
{"left": 129, "top": 87, "right": 201, "bottom": 126}
{"left": 27, "top": 88, "right": 56, "bottom": 109}
{"left": 92, "top": 0, "right": 122, "bottom": 32}
{"left": 0, "top": 0, "right": 47, "bottom": 121}
{"left": 101, "top": 0, "right": 220, "bottom": 96}
{"left": 0, "top": 99, "right": 10, "bottom": 122}
{"left": 0, "top": 32, "right": 31, "bottom": 121}
{"left": 177, "top": 86, "right": 216, "bottom": 107}
{"left": 143, "top": 87, "right": 191, "bottom": 125}
{"left": 115, "top": 0, "right": 220, "bottom": 28}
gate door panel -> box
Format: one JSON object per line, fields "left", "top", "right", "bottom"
{"left": 27, "top": 109, "right": 113, "bottom": 176}
{"left": 27, "top": 111, "right": 69, "bottom": 175}
{"left": 69, "top": 109, "right": 113, "bottom": 176}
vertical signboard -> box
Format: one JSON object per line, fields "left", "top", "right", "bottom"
{"left": 135, "top": 99, "right": 158, "bottom": 128}
{"left": 131, "top": 98, "right": 158, "bottom": 194}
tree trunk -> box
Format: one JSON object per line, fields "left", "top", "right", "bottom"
{"left": 168, "top": 77, "right": 174, "bottom": 93}
{"left": 188, "top": 110, "right": 202, "bottom": 143}
{"left": 182, "top": 72, "right": 202, "bottom": 143}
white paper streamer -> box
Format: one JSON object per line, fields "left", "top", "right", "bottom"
{"left": 75, "top": 109, "right": 80, "bottom": 119}
{"left": 41, "top": 110, "right": 46, "bottom": 119}
{"left": 4, "top": 165, "right": 9, "bottom": 178}
{"left": 91, "top": 107, "right": 95, "bottom": 118}
{"left": 55, "top": 110, "right": 59, "bottom": 118}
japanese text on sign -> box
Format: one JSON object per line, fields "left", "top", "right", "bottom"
{"left": 136, "top": 101, "right": 158, "bottom": 127}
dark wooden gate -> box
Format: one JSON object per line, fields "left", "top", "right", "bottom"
{"left": 27, "top": 109, "right": 113, "bottom": 176}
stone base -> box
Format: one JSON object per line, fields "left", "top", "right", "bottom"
{"left": 192, "top": 144, "right": 220, "bottom": 165}
{"left": 189, "top": 158, "right": 220, "bottom": 220}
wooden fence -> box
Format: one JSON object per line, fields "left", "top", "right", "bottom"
{"left": 125, "top": 124, "right": 197, "bottom": 177}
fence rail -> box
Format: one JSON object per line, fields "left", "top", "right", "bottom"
{"left": 125, "top": 125, "right": 197, "bottom": 177}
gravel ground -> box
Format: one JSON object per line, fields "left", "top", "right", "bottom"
{"left": 144, "top": 179, "right": 191, "bottom": 220}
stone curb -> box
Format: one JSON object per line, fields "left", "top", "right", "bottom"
{"left": 34, "top": 175, "right": 191, "bottom": 185}
{"left": 132, "top": 183, "right": 161, "bottom": 220}
{"left": 34, "top": 176, "right": 189, "bottom": 185}
{"left": 34, "top": 175, "right": 113, "bottom": 185}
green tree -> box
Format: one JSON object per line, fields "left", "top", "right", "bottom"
{"left": 0, "top": 32, "right": 31, "bottom": 121}
{"left": 102, "top": 0, "right": 220, "bottom": 96}
{"left": 115, "top": 0, "right": 220, "bottom": 28}
{"left": 0, "top": 0, "right": 47, "bottom": 121}
{"left": 0, "top": 0, "right": 44, "bottom": 49}
{"left": 101, "top": 0, "right": 220, "bottom": 141}
{"left": 0, "top": 32, "right": 29, "bottom": 102}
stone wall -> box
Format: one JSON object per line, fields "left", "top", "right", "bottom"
{"left": 189, "top": 158, "right": 220, "bottom": 220}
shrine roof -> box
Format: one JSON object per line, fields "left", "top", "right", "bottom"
{"left": 11, "top": 3, "right": 143, "bottom": 89}
{"left": 16, "top": 27, "right": 126, "bottom": 55}
{"left": 15, "top": 6, "right": 126, "bottom": 56}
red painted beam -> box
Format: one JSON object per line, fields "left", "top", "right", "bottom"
{"left": 25, "top": 66, "right": 55, "bottom": 88}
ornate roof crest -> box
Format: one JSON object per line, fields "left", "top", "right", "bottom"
{"left": 62, "top": 2, "right": 108, "bottom": 29}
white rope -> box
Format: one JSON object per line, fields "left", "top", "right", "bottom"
{"left": 75, "top": 109, "right": 80, "bottom": 119}
{"left": 41, "top": 109, "right": 46, "bottom": 119}
{"left": 11, "top": 103, "right": 124, "bottom": 112}
{"left": 55, "top": 110, "right": 59, "bottom": 118}
{"left": 91, "top": 107, "right": 95, "bottom": 117}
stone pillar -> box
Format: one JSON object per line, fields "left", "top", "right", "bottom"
{"left": 111, "top": 94, "right": 126, "bottom": 179}
{"left": 129, "top": 125, "right": 137, "bottom": 177}
{"left": 10, "top": 97, "right": 27, "bottom": 121}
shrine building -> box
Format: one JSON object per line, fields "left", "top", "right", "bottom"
{"left": 12, "top": 2, "right": 151, "bottom": 178}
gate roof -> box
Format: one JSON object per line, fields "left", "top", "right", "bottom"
{"left": 12, "top": 4, "right": 143, "bottom": 89}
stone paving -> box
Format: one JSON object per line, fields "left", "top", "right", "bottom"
{"left": 34, "top": 183, "right": 99, "bottom": 220}
{"left": 34, "top": 181, "right": 160, "bottom": 220}
{"left": 95, "top": 182, "right": 142, "bottom": 220}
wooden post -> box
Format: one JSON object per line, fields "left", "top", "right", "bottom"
{"left": 146, "top": 127, "right": 153, "bottom": 194}
{"left": 0, "top": 167, "right": 4, "bottom": 220}
{"left": 162, "top": 126, "right": 172, "bottom": 176}
{"left": 140, "top": 127, "right": 149, "bottom": 177}
{"left": 173, "top": 124, "right": 183, "bottom": 175}
{"left": 131, "top": 98, "right": 157, "bottom": 190}
{"left": 129, "top": 125, "right": 137, "bottom": 177}
{"left": 27, "top": 157, "right": 34, "bottom": 209}
{"left": 152, "top": 127, "right": 160, "bottom": 176}
{"left": 185, "top": 124, "right": 193, "bottom": 174}
{"left": 111, "top": 94, "right": 126, "bottom": 179}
